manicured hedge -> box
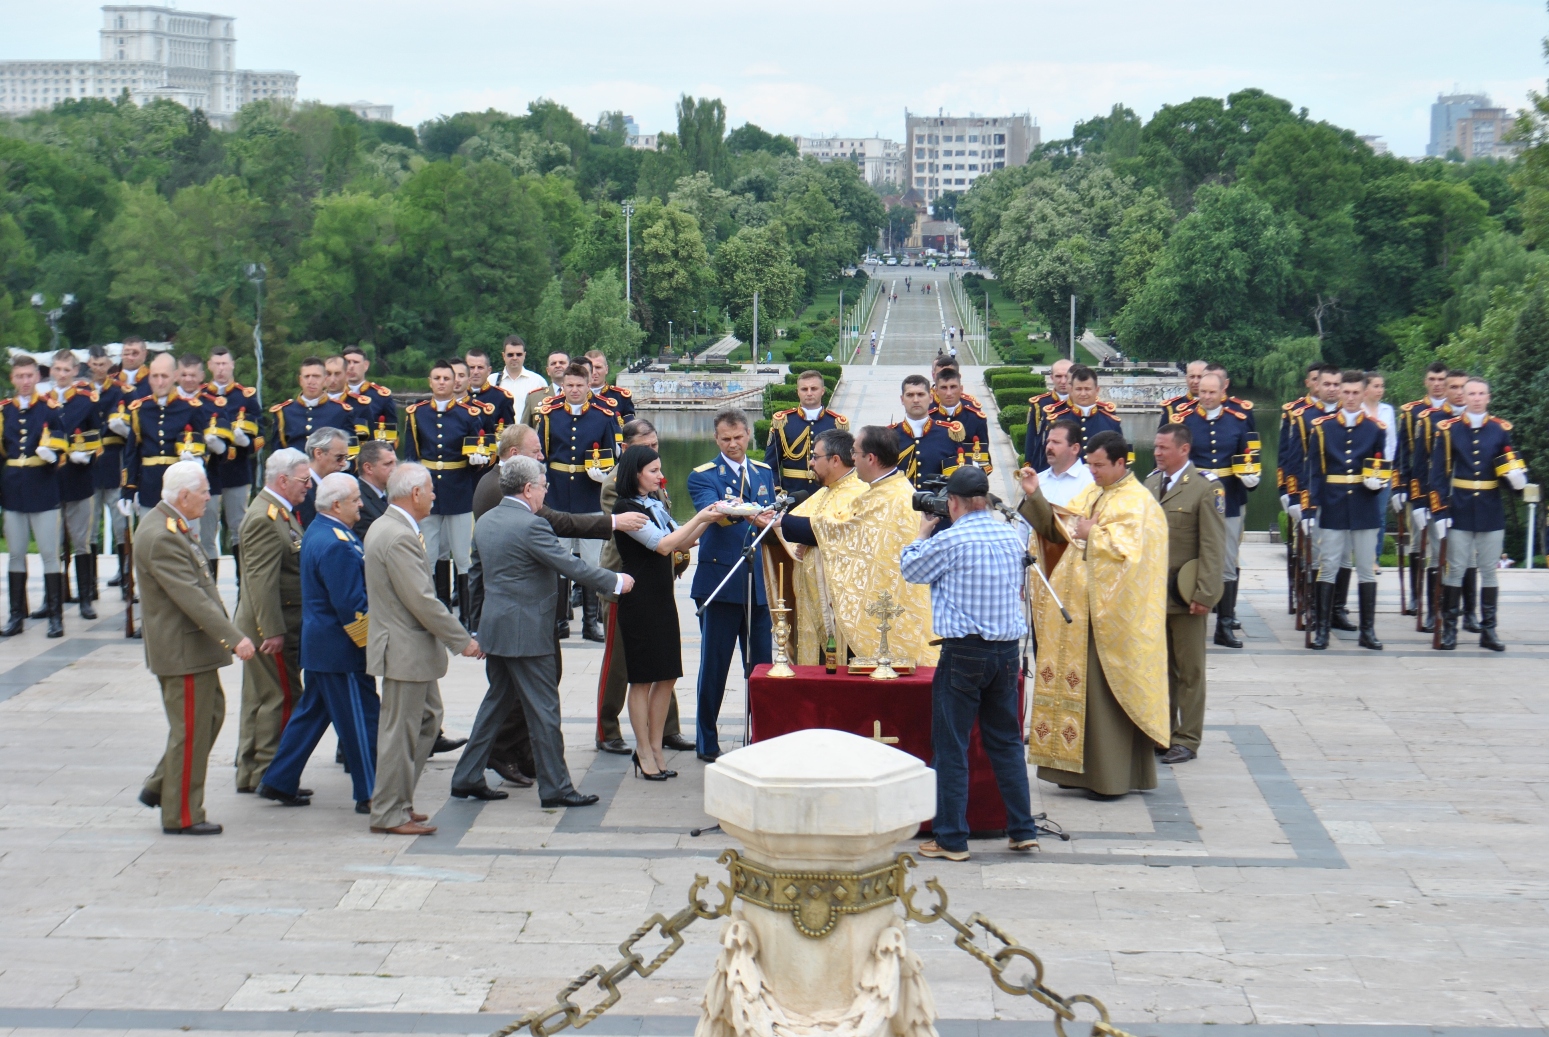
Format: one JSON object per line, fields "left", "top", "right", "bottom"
{"left": 993, "top": 386, "right": 1045, "bottom": 410}
{"left": 982, "top": 365, "right": 1032, "bottom": 386}
{"left": 1010, "top": 424, "right": 1027, "bottom": 461}
{"left": 998, "top": 405, "right": 1029, "bottom": 433}
{"left": 988, "top": 372, "right": 1046, "bottom": 392}
{"left": 788, "top": 361, "right": 845, "bottom": 381}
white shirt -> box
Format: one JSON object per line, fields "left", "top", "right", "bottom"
{"left": 491, "top": 367, "right": 547, "bottom": 400}
{"left": 1159, "top": 464, "right": 1188, "bottom": 495}
{"left": 1036, "top": 460, "right": 1094, "bottom": 508}
{"left": 1368, "top": 400, "right": 1397, "bottom": 457}
{"left": 507, "top": 496, "right": 628, "bottom": 595}
{"left": 904, "top": 417, "right": 927, "bottom": 437}
{"left": 720, "top": 453, "right": 745, "bottom": 483}
{"left": 1466, "top": 410, "right": 1488, "bottom": 429}
{"left": 261, "top": 486, "right": 294, "bottom": 513}
{"left": 389, "top": 503, "right": 421, "bottom": 536}
{"left": 801, "top": 406, "right": 822, "bottom": 421}
{"left": 568, "top": 403, "right": 584, "bottom": 416}
{"left": 1339, "top": 408, "right": 1362, "bottom": 427}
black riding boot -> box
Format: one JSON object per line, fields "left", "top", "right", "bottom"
{"left": 556, "top": 578, "right": 572, "bottom": 639}
{"left": 208, "top": 558, "right": 219, "bottom": 585}
{"left": 63, "top": 558, "right": 77, "bottom": 603}
{"left": 1214, "top": 581, "right": 1243, "bottom": 648}
{"left": 569, "top": 580, "right": 583, "bottom": 616}
{"left": 76, "top": 555, "right": 97, "bottom": 620}
{"left": 31, "top": 562, "right": 54, "bottom": 618}
{"left": 43, "top": 572, "right": 64, "bottom": 639}
{"left": 1403, "top": 555, "right": 1422, "bottom": 615}
{"left": 434, "top": 560, "right": 452, "bottom": 611}
{"left": 107, "top": 545, "right": 124, "bottom": 588}
{"left": 1418, "top": 568, "right": 1437, "bottom": 633}
{"left": 1357, "top": 581, "right": 1382, "bottom": 650}
{"left": 1309, "top": 581, "right": 1333, "bottom": 650}
{"left": 582, "top": 587, "right": 605, "bottom": 642}
{"left": 1479, "top": 586, "right": 1505, "bottom": 652}
{"left": 1330, "top": 567, "right": 1357, "bottom": 631}
{"left": 232, "top": 544, "right": 242, "bottom": 592}
{"left": 1437, "top": 585, "right": 1460, "bottom": 650}
{"left": 1461, "top": 568, "right": 1480, "bottom": 633}
{"left": 2, "top": 572, "right": 26, "bottom": 637}
{"left": 456, "top": 574, "right": 472, "bottom": 631}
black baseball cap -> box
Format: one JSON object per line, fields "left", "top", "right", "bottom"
{"left": 945, "top": 466, "right": 990, "bottom": 497}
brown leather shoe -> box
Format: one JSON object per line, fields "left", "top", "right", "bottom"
{"left": 489, "top": 759, "right": 535, "bottom": 787}
{"left": 410, "top": 810, "right": 428, "bottom": 822}
{"left": 371, "top": 821, "right": 436, "bottom": 835}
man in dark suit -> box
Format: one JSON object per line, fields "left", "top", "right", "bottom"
{"left": 353, "top": 439, "right": 396, "bottom": 538}
{"left": 298, "top": 426, "right": 350, "bottom": 527}
{"left": 455, "top": 456, "right": 630, "bottom": 807}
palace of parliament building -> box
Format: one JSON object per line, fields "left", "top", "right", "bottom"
{"left": 0, "top": 5, "right": 297, "bottom": 126}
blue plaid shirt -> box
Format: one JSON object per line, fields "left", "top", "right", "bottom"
{"left": 900, "top": 509, "right": 1028, "bottom": 642}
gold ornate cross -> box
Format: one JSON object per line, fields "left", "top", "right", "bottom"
{"left": 870, "top": 721, "right": 899, "bottom": 744}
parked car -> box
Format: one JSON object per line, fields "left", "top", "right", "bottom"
{"left": 886, "top": 256, "right": 898, "bottom": 266}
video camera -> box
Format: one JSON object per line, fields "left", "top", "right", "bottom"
{"left": 910, "top": 476, "right": 950, "bottom": 518}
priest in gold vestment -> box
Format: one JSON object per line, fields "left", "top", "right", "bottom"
{"left": 776, "top": 425, "right": 939, "bottom": 669}
{"left": 1017, "top": 430, "right": 1169, "bottom": 797}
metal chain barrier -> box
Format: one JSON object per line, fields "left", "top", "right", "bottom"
{"left": 491, "top": 853, "right": 1137, "bottom": 1037}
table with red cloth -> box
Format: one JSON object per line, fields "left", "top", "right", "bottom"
{"left": 747, "top": 664, "right": 1026, "bottom": 834}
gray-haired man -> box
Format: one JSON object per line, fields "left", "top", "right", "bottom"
{"left": 299, "top": 426, "right": 351, "bottom": 527}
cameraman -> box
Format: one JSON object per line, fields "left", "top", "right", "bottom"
{"left": 900, "top": 466, "right": 1040, "bottom": 862}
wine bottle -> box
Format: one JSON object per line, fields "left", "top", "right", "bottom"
{"left": 824, "top": 635, "right": 838, "bottom": 674}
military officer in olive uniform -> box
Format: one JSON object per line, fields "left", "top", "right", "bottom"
{"left": 233, "top": 448, "right": 310, "bottom": 791}
{"left": 1146, "top": 423, "right": 1226, "bottom": 765}
{"left": 133, "top": 459, "right": 256, "bottom": 835}
{"left": 403, "top": 359, "right": 492, "bottom": 625}
{"left": 1, "top": 355, "right": 68, "bottom": 637}
{"left": 766, "top": 369, "right": 847, "bottom": 496}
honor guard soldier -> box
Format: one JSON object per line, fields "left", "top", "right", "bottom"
{"left": 688, "top": 408, "right": 776, "bottom": 761}
{"left": 1302, "top": 370, "right": 1389, "bottom": 652}
{"left": 930, "top": 366, "right": 993, "bottom": 473}
{"left": 585, "top": 349, "right": 636, "bottom": 421}
{"left": 930, "top": 353, "right": 987, "bottom": 411}
{"left": 1279, "top": 364, "right": 1343, "bottom": 621}
{"left": 268, "top": 356, "right": 367, "bottom": 453}
{"left": 115, "top": 335, "right": 154, "bottom": 403}
{"left": 1046, "top": 364, "right": 1124, "bottom": 455}
{"left": 1410, "top": 369, "right": 1471, "bottom": 632}
{"left": 1395, "top": 361, "right": 1448, "bottom": 618}
{"left": 172, "top": 356, "right": 233, "bottom": 543}
{"left": 121, "top": 353, "right": 221, "bottom": 522}
{"left": 1179, "top": 371, "right": 1260, "bottom": 648}
{"left": 1022, "top": 357, "right": 1072, "bottom": 466}
{"left": 87, "top": 346, "right": 133, "bottom": 596}
{"left": 1159, "top": 359, "right": 1207, "bottom": 427}
{"left": 323, "top": 354, "right": 378, "bottom": 442}
{"left": 766, "top": 369, "right": 848, "bottom": 495}
{"left": 1203, "top": 362, "right": 1257, "bottom": 433}
{"left": 45, "top": 349, "right": 103, "bottom": 621}
{"left": 531, "top": 362, "right": 623, "bottom": 639}
{"left": 463, "top": 346, "right": 516, "bottom": 435}
{"left": 403, "top": 359, "right": 492, "bottom": 625}
{"left": 893, "top": 374, "right": 965, "bottom": 485}
{"left": 522, "top": 350, "right": 571, "bottom": 426}
{"left": 134, "top": 460, "right": 257, "bottom": 834}
{"left": 342, "top": 345, "right": 399, "bottom": 446}
{"left": 203, "top": 347, "right": 260, "bottom": 581}
{"left": 1, "top": 355, "right": 68, "bottom": 637}
{"left": 1428, "top": 377, "right": 1525, "bottom": 651}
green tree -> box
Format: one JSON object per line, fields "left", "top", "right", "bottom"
{"left": 635, "top": 202, "right": 710, "bottom": 342}
{"left": 289, "top": 191, "right": 402, "bottom": 346}
{"left": 725, "top": 123, "right": 797, "bottom": 157}
{"left": 676, "top": 95, "right": 728, "bottom": 183}
{"left": 1494, "top": 286, "right": 1549, "bottom": 474}
{"left": 714, "top": 225, "right": 802, "bottom": 345}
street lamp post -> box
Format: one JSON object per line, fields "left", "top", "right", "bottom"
{"left": 246, "top": 263, "right": 267, "bottom": 410}
{"left": 621, "top": 201, "right": 635, "bottom": 324}
{"left": 30, "top": 293, "right": 76, "bottom": 353}
{"left": 668, "top": 320, "right": 673, "bottom": 356}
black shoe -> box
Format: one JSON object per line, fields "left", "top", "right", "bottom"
{"left": 450, "top": 783, "right": 509, "bottom": 800}
{"left": 540, "top": 792, "right": 600, "bottom": 808}
{"left": 662, "top": 733, "right": 696, "bottom": 752}
{"left": 556, "top": 620, "right": 571, "bottom": 640}
{"left": 696, "top": 751, "right": 720, "bottom": 763}
{"left": 355, "top": 800, "right": 371, "bottom": 815}
{"left": 1479, "top": 586, "right": 1506, "bottom": 652}
{"left": 1437, "top": 585, "right": 1460, "bottom": 650}
{"left": 596, "top": 737, "right": 631, "bottom": 755}
{"left": 76, "top": 555, "right": 97, "bottom": 620}
{"left": 1216, "top": 579, "right": 1243, "bottom": 633}
{"left": 1161, "top": 745, "right": 1197, "bottom": 764}
{"left": 582, "top": 623, "right": 606, "bottom": 642}
{"left": 1330, "top": 568, "right": 1357, "bottom": 631}
{"left": 1214, "top": 619, "right": 1242, "bottom": 648}
{"left": 632, "top": 750, "right": 668, "bottom": 781}
{"left": 138, "top": 788, "right": 160, "bottom": 809}
{"left": 336, "top": 746, "right": 345, "bottom": 764}
{"left": 1418, "top": 568, "right": 1438, "bottom": 633}
{"left": 1356, "top": 581, "right": 1383, "bottom": 651}
{"left": 431, "top": 733, "right": 467, "bottom": 755}
{"left": 164, "top": 821, "right": 223, "bottom": 835}
{"left": 1461, "top": 568, "right": 1480, "bottom": 633}
{"left": 662, "top": 768, "right": 678, "bottom": 778}
{"left": 298, "top": 788, "right": 313, "bottom": 797}
{"left": 489, "top": 759, "right": 535, "bottom": 787}
{"left": 1086, "top": 790, "right": 1127, "bottom": 801}
{"left": 44, "top": 572, "right": 64, "bottom": 638}
{"left": 256, "top": 783, "right": 311, "bottom": 806}
{"left": 3, "top": 571, "right": 27, "bottom": 637}
{"left": 1309, "top": 582, "right": 1333, "bottom": 650}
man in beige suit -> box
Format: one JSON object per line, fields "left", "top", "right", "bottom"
{"left": 134, "top": 460, "right": 255, "bottom": 834}
{"left": 364, "top": 461, "right": 482, "bottom": 835}
{"left": 234, "top": 447, "right": 309, "bottom": 791}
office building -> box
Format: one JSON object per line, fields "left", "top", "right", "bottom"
{"left": 0, "top": 5, "right": 296, "bottom": 126}
{"left": 1452, "top": 108, "right": 1519, "bottom": 160}
{"left": 1427, "top": 93, "right": 1493, "bottom": 158}
{"left": 904, "top": 110, "right": 1038, "bottom": 201}
{"left": 346, "top": 101, "right": 393, "bottom": 123}
{"left": 793, "top": 136, "right": 905, "bottom": 186}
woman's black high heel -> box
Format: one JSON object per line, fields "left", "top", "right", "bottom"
{"left": 632, "top": 750, "right": 668, "bottom": 781}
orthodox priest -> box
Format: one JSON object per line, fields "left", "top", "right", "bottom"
{"left": 1016, "top": 430, "right": 1169, "bottom": 799}
{"left": 776, "top": 425, "right": 939, "bottom": 669}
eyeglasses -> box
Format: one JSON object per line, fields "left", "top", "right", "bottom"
{"left": 326, "top": 451, "right": 348, "bottom": 463}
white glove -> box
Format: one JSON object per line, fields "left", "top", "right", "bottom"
{"left": 117, "top": 498, "right": 135, "bottom": 517}
{"left": 232, "top": 428, "right": 251, "bottom": 448}
{"left": 36, "top": 445, "right": 57, "bottom": 464}
{"left": 1391, "top": 492, "right": 1407, "bottom": 513}
{"left": 1434, "top": 516, "right": 1450, "bottom": 540}
{"left": 1300, "top": 515, "right": 1316, "bottom": 533}
{"left": 586, "top": 465, "right": 608, "bottom": 484}
{"left": 179, "top": 449, "right": 200, "bottom": 462}
{"left": 1287, "top": 502, "right": 1302, "bottom": 524}
{"left": 1279, "top": 493, "right": 1293, "bottom": 513}
{"left": 1507, "top": 469, "right": 1528, "bottom": 491}
{"left": 204, "top": 433, "right": 226, "bottom": 456}
{"left": 1241, "top": 472, "right": 1261, "bottom": 489}
{"left": 1414, "top": 508, "right": 1429, "bottom": 527}
{"left": 468, "top": 452, "right": 491, "bottom": 466}
{"left": 108, "top": 417, "right": 130, "bottom": 436}
{"left": 69, "top": 450, "right": 93, "bottom": 465}
{"left": 1363, "top": 475, "right": 1385, "bottom": 491}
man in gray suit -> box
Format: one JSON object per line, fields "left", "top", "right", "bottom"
{"left": 363, "top": 462, "right": 483, "bottom": 836}
{"left": 454, "top": 456, "right": 632, "bottom": 807}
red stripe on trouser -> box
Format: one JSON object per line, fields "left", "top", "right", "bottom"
{"left": 180, "top": 674, "right": 196, "bottom": 829}
{"left": 596, "top": 603, "right": 618, "bottom": 742}
{"left": 276, "top": 655, "right": 294, "bottom": 728}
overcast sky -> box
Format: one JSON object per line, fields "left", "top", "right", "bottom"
{"left": 8, "top": 0, "right": 1547, "bottom": 157}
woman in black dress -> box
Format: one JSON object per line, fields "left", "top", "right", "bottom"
{"left": 612, "top": 446, "right": 723, "bottom": 779}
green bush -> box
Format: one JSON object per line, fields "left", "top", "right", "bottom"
{"left": 1010, "top": 424, "right": 1027, "bottom": 459}
{"left": 982, "top": 365, "right": 1032, "bottom": 386}
{"left": 988, "top": 372, "right": 1046, "bottom": 391}
{"left": 755, "top": 419, "right": 771, "bottom": 443}
{"left": 999, "top": 405, "right": 1029, "bottom": 433}
{"left": 993, "top": 386, "right": 1045, "bottom": 410}
{"left": 789, "top": 361, "right": 845, "bottom": 381}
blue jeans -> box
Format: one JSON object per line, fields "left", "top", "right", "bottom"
{"left": 930, "top": 637, "right": 1037, "bottom": 851}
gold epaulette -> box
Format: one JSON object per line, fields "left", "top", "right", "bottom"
{"left": 832, "top": 412, "right": 850, "bottom": 430}
{"left": 749, "top": 458, "right": 771, "bottom": 469}
{"left": 771, "top": 409, "right": 792, "bottom": 430}
{"left": 1437, "top": 415, "right": 1459, "bottom": 429}
{"left": 374, "top": 384, "right": 392, "bottom": 397}
{"left": 1233, "top": 396, "right": 1254, "bottom": 411}
{"left": 945, "top": 420, "right": 966, "bottom": 443}
{"left": 267, "top": 503, "right": 279, "bottom": 520}
{"left": 693, "top": 461, "right": 717, "bottom": 473}
{"left": 612, "top": 385, "right": 631, "bottom": 398}
{"left": 343, "top": 611, "right": 369, "bottom": 648}
{"left": 269, "top": 400, "right": 287, "bottom": 413}
{"left": 334, "top": 526, "right": 351, "bottom": 541}
{"left": 1491, "top": 416, "right": 1513, "bottom": 430}
{"left": 165, "top": 516, "right": 179, "bottom": 532}
{"left": 1311, "top": 412, "right": 1336, "bottom": 426}
{"left": 128, "top": 397, "right": 147, "bottom": 411}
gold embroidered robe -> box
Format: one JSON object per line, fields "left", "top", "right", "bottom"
{"left": 781, "top": 469, "right": 869, "bottom": 664}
